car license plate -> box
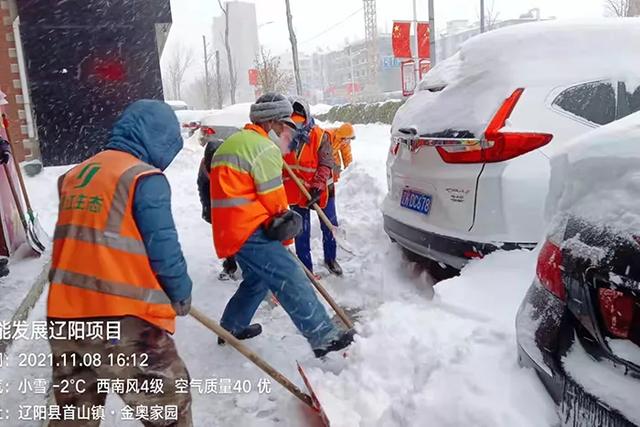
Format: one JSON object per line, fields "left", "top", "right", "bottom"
{"left": 400, "top": 189, "right": 432, "bottom": 215}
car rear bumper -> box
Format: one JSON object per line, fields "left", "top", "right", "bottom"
{"left": 516, "top": 281, "right": 636, "bottom": 427}
{"left": 383, "top": 215, "right": 535, "bottom": 269}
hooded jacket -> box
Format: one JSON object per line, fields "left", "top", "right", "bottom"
{"left": 105, "top": 100, "right": 192, "bottom": 303}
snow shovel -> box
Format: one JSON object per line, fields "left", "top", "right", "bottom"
{"left": 2, "top": 163, "right": 45, "bottom": 255}
{"left": 282, "top": 162, "right": 358, "bottom": 256}
{"left": 2, "top": 114, "right": 48, "bottom": 249}
{"left": 290, "top": 249, "right": 354, "bottom": 330}
{"left": 189, "top": 307, "right": 314, "bottom": 407}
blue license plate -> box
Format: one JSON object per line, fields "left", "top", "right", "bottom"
{"left": 400, "top": 189, "right": 432, "bottom": 215}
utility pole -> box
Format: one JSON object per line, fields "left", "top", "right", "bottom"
{"left": 348, "top": 44, "right": 355, "bottom": 103}
{"left": 215, "top": 50, "right": 223, "bottom": 109}
{"left": 202, "top": 35, "right": 210, "bottom": 109}
{"left": 480, "top": 0, "right": 485, "bottom": 32}
{"left": 285, "top": 0, "right": 303, "bottom": 95}
{"left": 412, "top": 0, "right": 419, "bottom": 83}
{"left": 428, "top": 0, "right": 436, "bottom": 66}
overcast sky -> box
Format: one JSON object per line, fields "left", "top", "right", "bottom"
{"left": 165, "top": 0, "right": 607, "bottom": 83}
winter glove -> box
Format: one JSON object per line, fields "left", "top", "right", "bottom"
{"left": 0, "top": 139, "right": 10, "bottom": 165}
{"left": 305, "top": 188, "right": 322, "bottom": 208}
{"left": 171, "top": 296, "right": 192, "bottom": 316}
{"left": 264, "top": 210, "right": 303, "bottom": 241}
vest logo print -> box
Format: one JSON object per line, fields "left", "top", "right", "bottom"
{"left": 74, "top": 163, "right": 101, "bottom": 189}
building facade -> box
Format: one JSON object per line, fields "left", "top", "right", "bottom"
{"left": 17, "top": 0, "right": 171, "bottom": 166}
{"left": 0, "top": 0, "right": 30, "bottom": 161}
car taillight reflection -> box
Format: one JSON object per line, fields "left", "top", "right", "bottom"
{"left": 537, "top": 239, "right": 566, "bottom": 301}
{"left": 599, "top": 288, "right": 638, "bottom": 339}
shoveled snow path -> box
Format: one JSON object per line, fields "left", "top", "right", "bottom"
{"left": 1, "top": 112, "right": 558, "bottom": 426}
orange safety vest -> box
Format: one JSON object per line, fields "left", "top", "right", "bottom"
{"left": 48, "top": 150, "right": 177, "bottom": 333}
{"left": 210, "top": 124, "right": 290, "bottom": 258}
{"left": 326, "top": 129, "right": 354, "bottom": 184}
{"left": 283, "top": 126, "right": 330, "bottom": 208}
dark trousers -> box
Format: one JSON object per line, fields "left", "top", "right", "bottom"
{"left": 292, "top": 195, "right": 338, "bottom": 272}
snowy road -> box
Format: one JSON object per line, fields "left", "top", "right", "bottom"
{"left": 1, "top": 105, "right": 558, "bottom": 426}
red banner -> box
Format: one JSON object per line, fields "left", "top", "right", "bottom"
{"left": 392, "top": 21, "right": 412, "bottom": 58}
{"left": 248, "top": 69, "right": 258, "bottom": 86}
{"left": 417, "top": 22, "right": 431, "bottom": 59}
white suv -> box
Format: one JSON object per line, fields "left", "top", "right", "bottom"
{"left": 383, "top": 19, "right": 640, "bottom": 269}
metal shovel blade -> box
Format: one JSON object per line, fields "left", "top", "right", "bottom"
{"left": 297, "top": 362, "right": 331, "bottom": 427}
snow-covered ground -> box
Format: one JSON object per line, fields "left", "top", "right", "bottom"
{"left": 0, "top": 106, "right": 558, "bottom": 426}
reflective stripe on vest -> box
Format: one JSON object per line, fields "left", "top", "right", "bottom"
{"left": 256, "top": 176, "right": 283, "bottom": 194}
{"left": 50, "top": 269, "right": 171, "bottom": 305}
{"left": 53, "top": 161, "right": 162, "bottom": 300}
{"left": 211, "top": 197, "right": 254, "bottom": 208}
{"left": 54, "top": 162, "right": 154, "bottom": 256}
{"left": 288, "top": 164, "right": 317, "bottom": 174}
{"left": 212, "top": 153, "right": 252, "bottom": 173}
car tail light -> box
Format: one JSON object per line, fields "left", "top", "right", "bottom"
{"left": 599, "top": 288, "right": 636, "bottom": 339}
{"left": 437, "top": 89, "right": 553, "bottom": 164}
{"left": 390, "top": 137, "right": 401, "bottom": 156}
{"left": 464, "top": 250, "right": 484, "bottom": 259}
{"left": 202, "top": 127, "right": 216, "bottom": 135}
{"left": 537, "top": 239, "right": 566, "bottom": 301}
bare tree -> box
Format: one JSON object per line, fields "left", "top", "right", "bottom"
{"left": 254, "top": 47, "right": 294, "bottom": 95}
{"left": 184, "top": 70, "right": 230, "bottom": 110}
{"left": 477, "top": 0, "right": 500, "bottom": 31}
{"left": 284, "top": 0, "right": 303, "bottom": 95}
{"left": 165, "top": 44, "right": 194, "bottom": 100}
{"left": 604, "top": 0, "right": 640, "bottom": 16}
{"left": 217, "top": 0, "right": 237, "bottom": 104}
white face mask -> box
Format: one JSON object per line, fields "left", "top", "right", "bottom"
{"left": 268, "top": 129, "right": 281, "bottom": 145}
{"left": 268, "top": 127, "right": 294, "bottom": 154}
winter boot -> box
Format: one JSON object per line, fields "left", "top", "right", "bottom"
{"left": 324, "top": 259, "right": 343, "bottom": 277}
{"left": 218, "top": 323, "right": 262, "bottom": 345}
{"left": 218, "top": 257, "right": 239, "bottom": 281}
{"left": 314, "top": 329, "right": 356, "bottom": 358}
{"left": 0, "top": 258, "right": 8, "bottom": 278}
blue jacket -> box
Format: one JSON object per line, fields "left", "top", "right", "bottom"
{"left": 106, "top": 100, "right": 192, "bottom": 303}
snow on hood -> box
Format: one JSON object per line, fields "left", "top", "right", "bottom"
{"left": 394, "top": 18, "right": 640, "bottom": 136}
{"left": 545, "top": 111, "right": 640, "bottom": 236}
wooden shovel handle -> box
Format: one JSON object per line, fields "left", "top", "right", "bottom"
{"left": 2, "top": 113, "right": 33, "bottom": 213}
{"left": 189, "top": 307, "right": 314, "bottom": 408}
{"left": 282, "top": 162, "right": 337, "bottom": 235}
{"left": 290, "top": 250, "right": 355, "bottom": 330}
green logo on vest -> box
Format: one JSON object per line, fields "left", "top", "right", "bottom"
{"left": 74, "top": 163, "right": 101, "bottom": 189}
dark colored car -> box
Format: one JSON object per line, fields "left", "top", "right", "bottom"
{"left": 517, "top": 217, "right": 640, "bottom": 427}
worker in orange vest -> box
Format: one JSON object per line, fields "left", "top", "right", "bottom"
{"left": 317, "top": 123, "right": 355, "bottom": 276}
{"left": 327, "top": 123, "right": 354, "bottom": 182}
{"left": 284, "top": 97, "right": 343, "bottom": 276}
{"left": 48, "top": 100, "right": 193, "bottom": 426}
{"left": 211, "top": 93, "right": 354, "bottom": 357}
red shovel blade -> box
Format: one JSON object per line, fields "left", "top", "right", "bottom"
{"left": 297, "top": 362, "right": 331, "bottom": 427}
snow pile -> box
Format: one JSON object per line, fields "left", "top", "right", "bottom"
{"left": 312, "top": 104, "right": 333, "bottom": 115}
{"left": 564, "top": 340, "right": 640, "bottom": 426}
{"left": 2, "top": 113, "right": 561, "bottom": 426}
{"left": 395, "top": 18, "right": 640, "bottom": 136}
{"left": 545, "top": 111, "right": 640, "bottom": 237}
{"left": 306, "top": 250, "right": 558, "bottom": 427}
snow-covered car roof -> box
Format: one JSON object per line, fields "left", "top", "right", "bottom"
{"left": 545, "top": 111, "right": 640, "bottom": 235}
{"left": 397, "top": 18, "right": 640, "bottom": 136}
